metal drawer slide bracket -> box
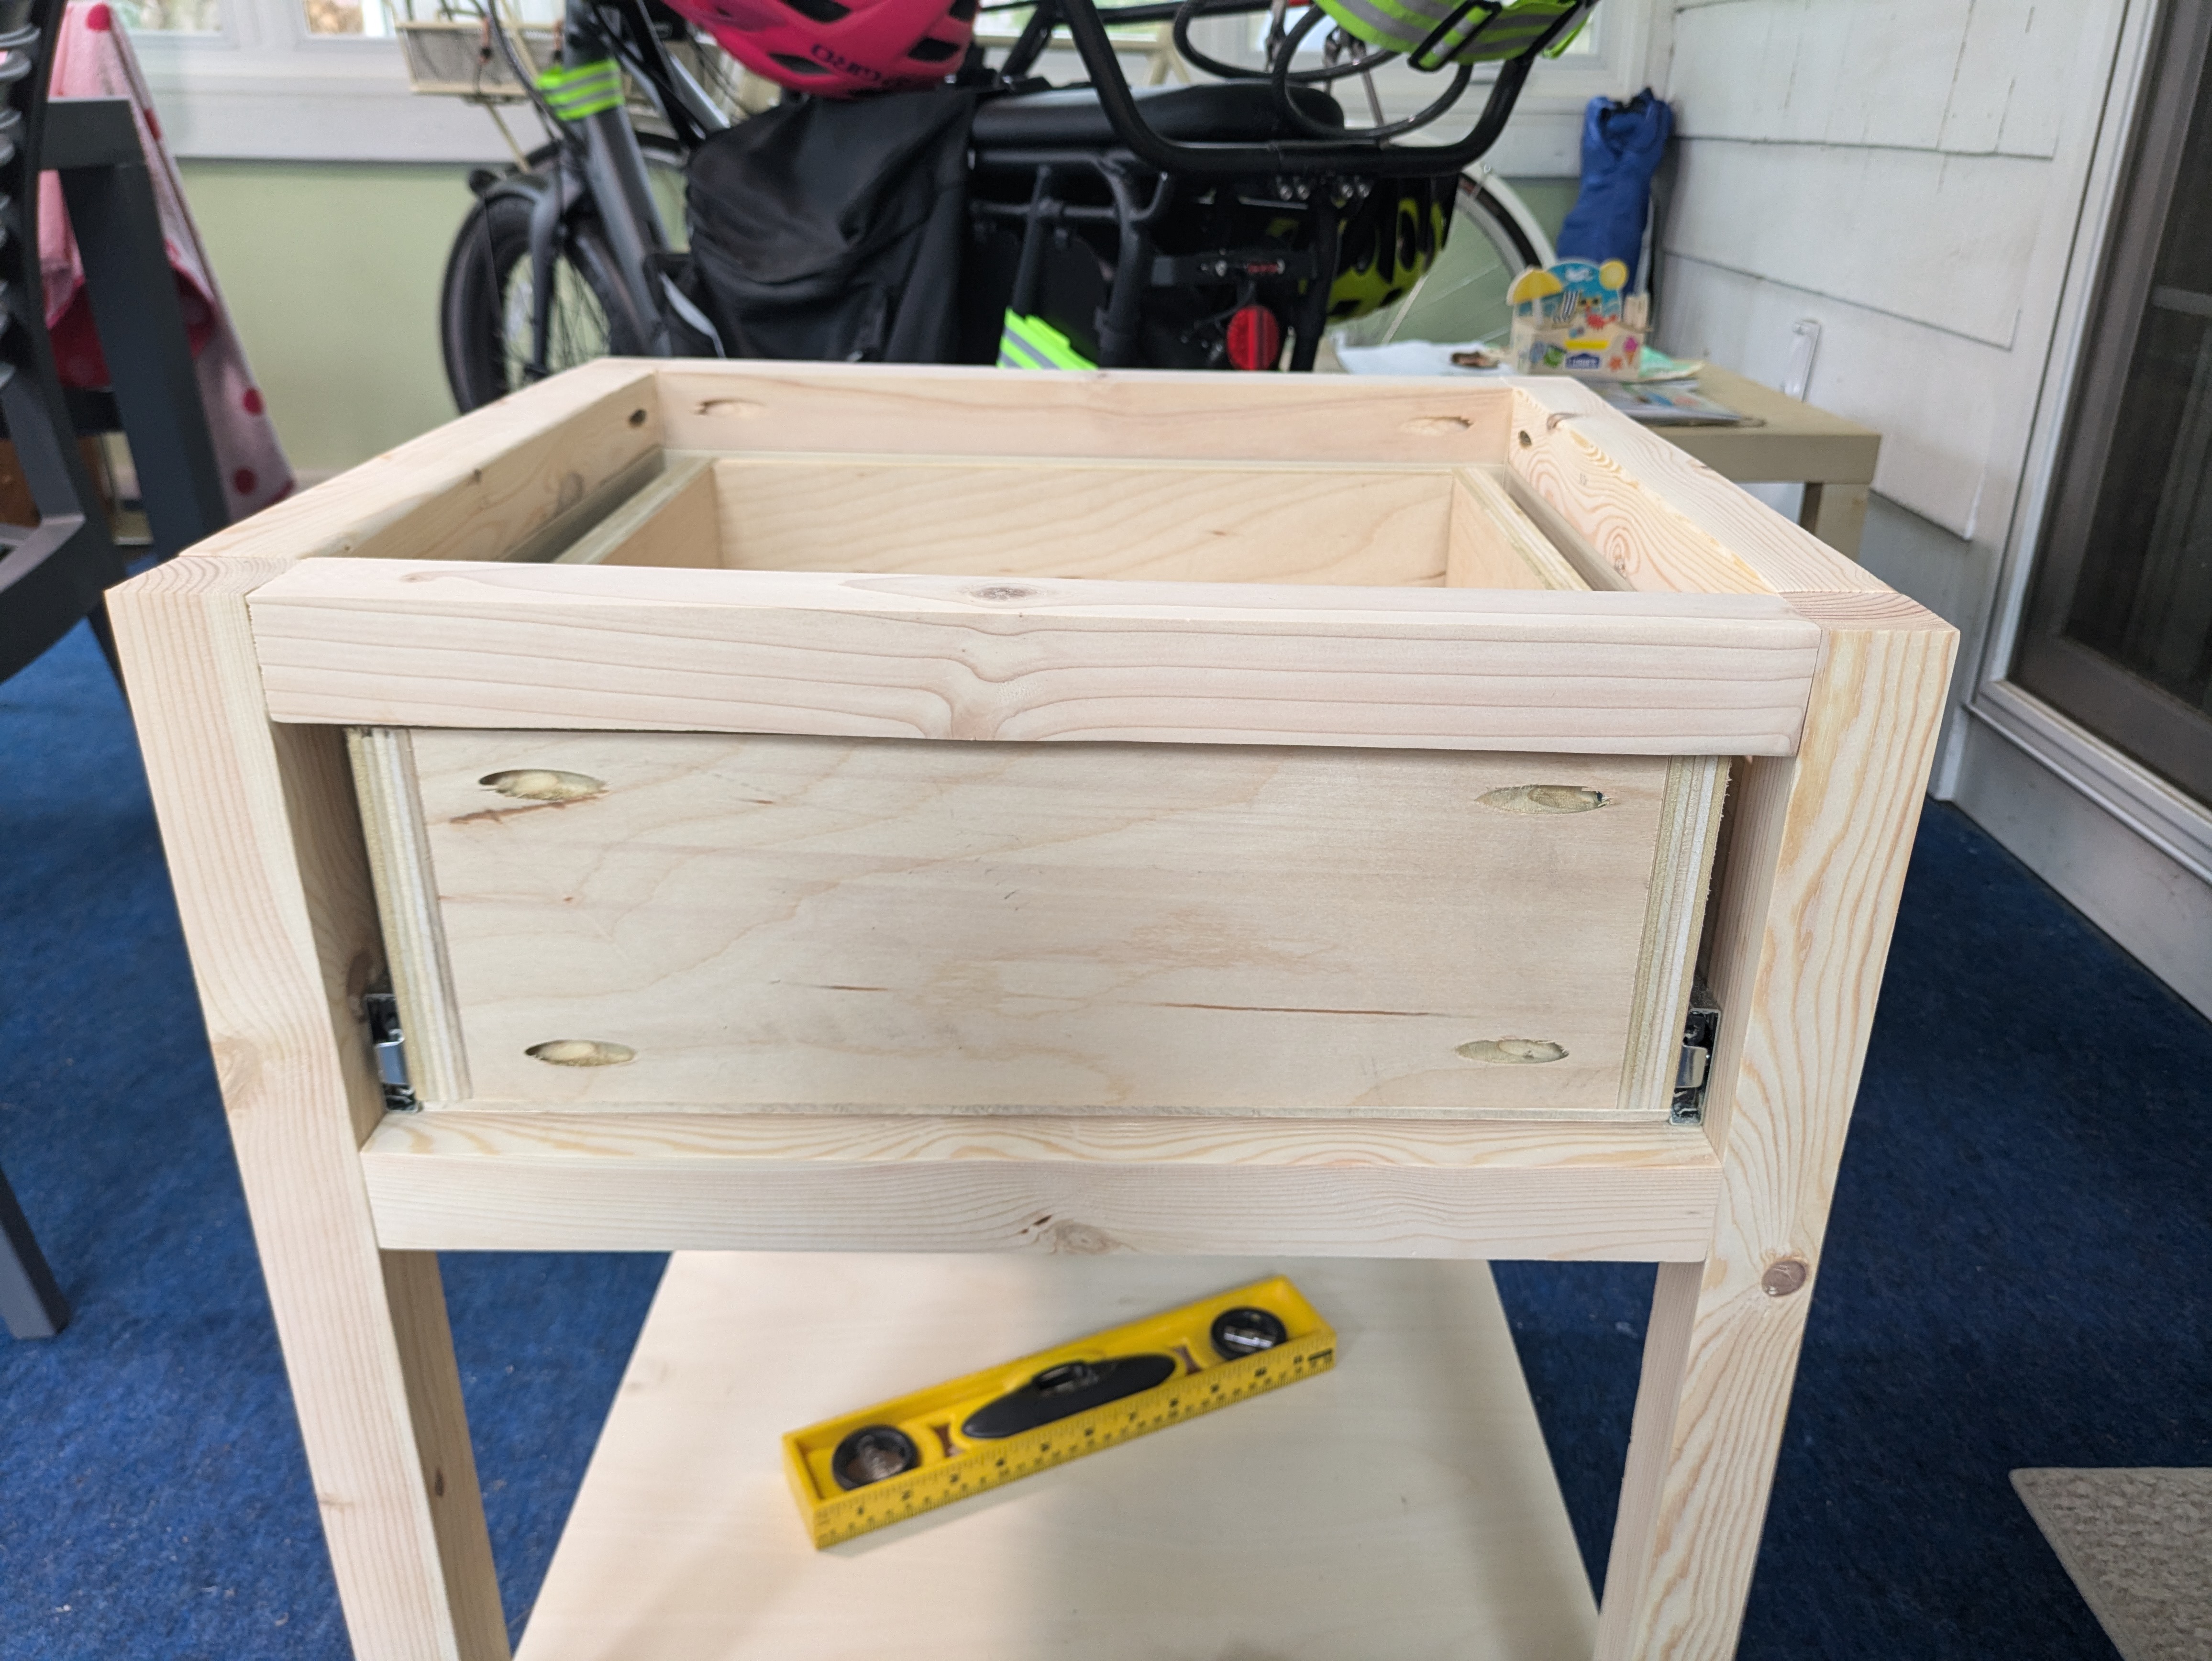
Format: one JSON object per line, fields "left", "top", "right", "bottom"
{"left": 364, "top": 990, "right": 419, "bottom": 1113}
{"left": 1672, "top": 977, "right": 1720, "bottom": 1126}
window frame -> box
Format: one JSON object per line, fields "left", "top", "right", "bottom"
{"left": 2009, "top": 0, "right": 2212, "bottom": 805}
{"left": 130, "top": 0, "right": 1654, "bottom": 165}
{"left": 134, "top": 0, "right": 525, "bottom": 162}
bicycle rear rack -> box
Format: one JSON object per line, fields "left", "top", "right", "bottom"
{"left": 1042, "top": 0, "right": 1596, "bottom": 177}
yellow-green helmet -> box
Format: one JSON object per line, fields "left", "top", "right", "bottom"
{"left": 1328, "top": 178, "right": 1453, "bottom": 322}
{"left": 1315, "top": 0, "right": 1591, "bottom": 69}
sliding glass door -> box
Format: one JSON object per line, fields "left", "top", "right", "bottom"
{"left": 2015, "top": 3, "right": 2212, "bottom": 805}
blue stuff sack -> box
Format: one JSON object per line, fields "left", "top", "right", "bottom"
{"left": 1556, "top": 89, "right": 1673, "bottom": 287}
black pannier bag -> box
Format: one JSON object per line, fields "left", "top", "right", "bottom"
{"left": 685, "top": 89, "right": 978, "bottom": 364}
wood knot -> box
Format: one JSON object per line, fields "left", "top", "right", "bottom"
{"left": 1457, "top": 1038, "right": 1567, "bottom": 1065}
{"left": 1762, "top": 1259, "right": 1810, "bottom": 1297}
{"left": 1038, "top": 1218, "right": 1119, "bottom": 1254}
{"left": 528, "top": 1040, "right": 636, "bottom": 1067}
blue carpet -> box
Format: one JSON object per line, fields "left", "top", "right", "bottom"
{"left": 1498, "top": 786, "right": 2212, "bottom": 1655}
{"left": 0, "top": 623, "right": 664, "bottom": 1656}
{"left": 3, "top": 618, "right": 2208, "bottom": 1657}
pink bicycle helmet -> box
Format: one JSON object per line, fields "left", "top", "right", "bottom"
{"left": 674, "top": 0, "right": 977, "bottom": 97}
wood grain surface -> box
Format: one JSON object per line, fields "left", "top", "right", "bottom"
{"left": 107, "top": 363, "right": 1962, "bottom": 1661}
{"left": 107, "top": 556, "right": 509, "bottom": 1661}
{"left": 1596, "top": 592, "right": 1956, "bottom": 1658}
{"left": 1507, "top": 379, "right": 1887, "bottom": 597}
{"left": 395, "top": 730, "right": 1688, "bottom": 1118}
{"left": 206, "top": 358, "right": 661, "bottom": 570}
{"left": 1617, "top": 755, "right": 1730, "bottom": 1117}
{"left": 711, "top": 456, "right": 1460, "bottom": 586}
{"left": 512, "top": 1252, "right": 1598, "bottom": 1661}
{"left": 650, "top": 360, "right": 1519, "bottom": 463}
{"left": 247, "top": 562, "right": 1822, "bottom": 753}
{"left": 361, "top": 1110, "right": 1724, "bottom": 1258}
{"left": 348, "top": 727, "right": 471, "bottom": 1105}
{"left": 556, "top": 454, "right": 718, "bottom": 570}
{"left": 1449, "top": 465, "right": 1591, "bottom": 591}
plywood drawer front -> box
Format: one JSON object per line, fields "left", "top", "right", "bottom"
{"left": 365, "top": 730, "right": 1722, "bottom": 1119}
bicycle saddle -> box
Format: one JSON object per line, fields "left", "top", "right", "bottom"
{"left": 971, "top": 82, "right": 1345, "bottom": 149}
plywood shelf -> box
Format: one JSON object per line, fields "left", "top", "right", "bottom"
{"left": 514, "top": 1253, "right": 1598, "bottom": 1661}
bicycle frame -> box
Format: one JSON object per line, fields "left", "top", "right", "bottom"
{"left": 1042, "top": 0, "right": 1590, "bottom": 177}
{"left": 499, "top": 0, "right": 727, "bottom": 376}
{"left": 500, "top": 0, "right": 1592, "bottom": 376}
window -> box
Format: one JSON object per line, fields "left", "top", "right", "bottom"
{"left": 114, "top": 0, "right": 221, "bottom": 30}
{"left": 124, "top": 0, "right": 1650, "bottom": 164}
{"left": 2014, "top": 2, "right": 2212, "bottom": 805}
{"left": 303, "top": 0, "right": 392, "bottom": 35}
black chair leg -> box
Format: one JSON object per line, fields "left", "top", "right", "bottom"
{"left": 0, "top": 1163, "right": 69, "bottom": 1339}
{"left": 87, "top": 597, "right": 125, "bottom": 689}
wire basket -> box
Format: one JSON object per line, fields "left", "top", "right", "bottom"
{"left": 396, "top": 16, "right": 558, "bottom": 101}
{"left": 396, "top": 11, "right": 759, "bottom": 119}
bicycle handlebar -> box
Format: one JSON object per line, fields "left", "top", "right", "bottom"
{"left": 1048, "top": 0, "right": 1585, "bottom": 177}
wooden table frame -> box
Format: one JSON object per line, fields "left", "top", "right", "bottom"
{"left": 108, "top": 361, "right": 1952, "bottom": 1661}
{"left": 1658, "top": 365, "right": 1883, "bottom": 562}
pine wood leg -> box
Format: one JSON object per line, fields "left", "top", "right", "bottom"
{"left": 1594, "top": 1259, "right": 1818, "bottom": 1660}
{"left": 254, "top": 1208, "right": 507, "bottom": 1661}
{"left": 109, "top": 564, "right": 507, "bottom": 1661}
{"left": 1595, "top": 604, "right": 1953, "bottom": 1658}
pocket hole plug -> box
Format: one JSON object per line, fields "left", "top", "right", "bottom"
{"left": 1457, "top": 1038, "right": 1568, "bottom": 1065}
{"left": 480, "top": 769, "right": 604, "bottom": 804}
{"left": 1479, "top": 785, "right": 1607, "bottom": 815}
{"left": 527, "top": 1040, "right": 636, "bottom": 1067}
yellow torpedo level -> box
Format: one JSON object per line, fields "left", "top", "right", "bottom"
{"left": 783, "top": 1275, "right": 1335, "bottom": 1548}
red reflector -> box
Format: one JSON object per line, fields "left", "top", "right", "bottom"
{"left": 1226, "top": 305, "right": 1283, "bottom": 372}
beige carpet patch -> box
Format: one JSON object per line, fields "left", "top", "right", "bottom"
{"left": 2013, "top": 1468, "right": 2212, "bottom": 1661}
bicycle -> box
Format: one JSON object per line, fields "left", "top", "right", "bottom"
{"left": 431, "top": 0, "right": 1582, "bottom": 410}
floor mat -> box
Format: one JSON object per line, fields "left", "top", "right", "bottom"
{"left": 2014, "top": 1469, "right": 2212, "bottom": 1661}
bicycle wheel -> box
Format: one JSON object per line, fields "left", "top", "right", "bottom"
{"left": 1331, "top": 174, "right": 1546, "bottom": 354}
{"left": 440, "top": 190, "right": 642, "bottom": 414}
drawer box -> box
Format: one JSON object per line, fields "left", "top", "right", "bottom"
{"left": 358, "top": 727, "right": 1721, "bottom": 1118}
{"left": 271, "top": 373, "right": 1809, "bottom": 1126}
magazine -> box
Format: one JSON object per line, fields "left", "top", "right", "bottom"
{"left": 1595, "top": 381, "right": 1755, "bottom": 425}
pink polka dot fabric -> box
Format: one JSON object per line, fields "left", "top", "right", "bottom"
{"left": 39, "top": 0, "right": 293, "bottom": 520}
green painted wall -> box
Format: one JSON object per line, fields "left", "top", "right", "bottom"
{"left": 171, "top": 161, "right": 1582, "bottom": 476}
{"left": 176, "top": 160, "right": 476, "bottom": 476}
{"left": 1506, "top": 177, "right": 1576, "bottom": 247}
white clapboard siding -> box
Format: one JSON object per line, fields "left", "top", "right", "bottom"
{"left": 1661, "top": 142, "right": 2047, "bottom": 348}
{"left": 1655, "top": 0, "right": 2114, "bottom": 543}
{"left": 1659, "top": 257, "right": 2013, "bottom": 538}
{"left": 1668, "top": 0, "right": 2087, "bottom": 157}
{"left": 1670, "top": 0, "right": 1973, "bottom": 151}
{"left": 1939, "top": 0, "right": 2082, "bottom": 157}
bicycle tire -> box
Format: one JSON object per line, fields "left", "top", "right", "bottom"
{"left": 440, "top": 191, "right": 643, "bottom": 414}
{"left": 517, "top": 133, "right": 694, "bottom": 250}
{"left": 1334, "top": 172, "right": 1546, "bottom": 355}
